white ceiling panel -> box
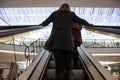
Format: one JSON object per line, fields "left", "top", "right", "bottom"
{"left": 0, "top": 7, "right": 120, "bottom": 26}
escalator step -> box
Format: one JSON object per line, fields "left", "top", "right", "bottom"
{"left": 48, "top": 60, "right": 83, "bottom": 69}
{"left": 48, "top": 60, "right": 55, "bottom": 69}
{"left": 50, "top": 54, "right": 55, "bottom": 60}
{"left": 46, "top": 69, "right": 85, "bottom": 80}
{"left": 45, "top": 69, "right": 55, "bottom": 80}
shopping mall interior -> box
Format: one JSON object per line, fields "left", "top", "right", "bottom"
{"left": 0, "top": 0, "right": 120, "bottom": 80}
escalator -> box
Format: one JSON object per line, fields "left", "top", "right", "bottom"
{"left": 19, "top": 48, "right": 86, "bottom": 80}
{"left": 0, "top": 25, "right": 116, "bottom": 80}
{"left": 19, "top": 46, "right": 115, "bottom": 80}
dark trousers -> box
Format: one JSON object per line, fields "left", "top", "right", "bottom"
{"left": 53, "top": 49, "right": 73, "bottom": 73}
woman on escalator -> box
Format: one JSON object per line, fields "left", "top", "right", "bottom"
{"left": 39, "top": 3, "right": 93, "bottom": 80}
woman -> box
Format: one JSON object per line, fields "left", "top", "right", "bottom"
{"left": 72, "top": 22, "right": 82, "bottom": 69}
{"left": 40, "top": 3, "right": 93, "bottom": 80}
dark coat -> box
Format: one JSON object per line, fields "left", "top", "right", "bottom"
{"left": 41, "top": 10, "right": 91, "bottom": 52}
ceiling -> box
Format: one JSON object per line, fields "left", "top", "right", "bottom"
{"left": 0, "top": 0, "right": 120, "bottom": 26}
{"left": 0, "top": 0, "right": 120, "bottom": 7}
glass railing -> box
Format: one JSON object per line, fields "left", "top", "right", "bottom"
{"left": 4, "top": 38, "right": 120, "bottom": 48}
{"left": 0, "top": 27, "right": 45, "bottom": 80}
{"left": 83, "top": 39, "right": 120, "bottom": 48}
{"left": 1, "top": 37, "right": 46, "bottom": 76}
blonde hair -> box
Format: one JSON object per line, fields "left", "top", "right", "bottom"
{"left": 59, "top": 3, "right": 70, "bottom": 11}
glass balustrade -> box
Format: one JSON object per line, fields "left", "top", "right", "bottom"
{"left": 83, "top": 39, "right": 120, "bottom": 48}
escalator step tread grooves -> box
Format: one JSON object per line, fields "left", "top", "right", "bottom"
{"left": 46, "top": 69, "right": 85, "bottom": 80}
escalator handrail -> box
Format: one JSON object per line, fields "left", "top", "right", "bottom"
{"left": 29, "top": 50, "right": 52, "bottom": 80}
{"left": 19, "top": 49, "right": 52, "bottom": 80}
{"left": 79, "top": 44, "right": 115, "bottom": 80}
{"left": 19, "top": 49, "right": 46, "bottom": 80}
{"left": 0, "top": 25, "right": 42, "bottom": 38}
{"left": 84, "top": 25, "right": 120, "bottom": 29}
{"left": 85, "top": 26, "right": 120, "bottom": 35}
{"left": 0, "top": 25, "right": 40, "bottom": 30}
